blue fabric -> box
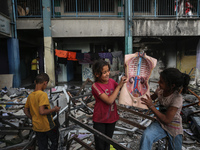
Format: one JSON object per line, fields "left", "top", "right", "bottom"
{"left": 167, "top": 132, "right": 182, "bottom": 150}
{"left": 140, "top": 121, "right": 182, "bottom": 150}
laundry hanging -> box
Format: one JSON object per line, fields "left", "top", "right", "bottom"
{"left": 111, "top": 51, "right": 124, "bottom": 65}
{"left": 98, "top": 52, "right": 113, "bottom": 64}
{"left": 55, "top": 49, "right": 68, "bottom": 58}
{"left": 79, "top": 53, "right": 93, "bottom": 64}
{"left": 55, "top": 49, "right": 124, "bottom": 65}
{"left": 76, "top": 53, "right": 84, "bottom": 60}
{"left": 67, "top": 51, "right": 77, "bottom": 61}
{"left": 90, "top": 53, "right": 100, "bottom": 61}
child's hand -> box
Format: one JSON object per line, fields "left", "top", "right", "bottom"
{"left": 119, "top": 76, "right": 127, "bottom": 88}
{"left": 141, "top": 94, "right": 154, "bottom": 108}
{"left": 54, "top": 106, "right": 61, "bottom": 112}
{"left": 155, "top": 86, "right": 160, "bottom": 93}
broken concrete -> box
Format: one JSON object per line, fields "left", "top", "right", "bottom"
{"left": 0, "top": 80, "right": 200, "bottom": 150}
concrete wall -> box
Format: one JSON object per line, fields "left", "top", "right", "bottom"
{"left": 0, "top": 14, "right": 11, "bottom": 38}
{"left": 17, "top": 19, "right": 200, "bottom": 37}
{"left": 16, "top": 18, "right": 200, "bottom": 83}
{"left": 177, "top": 49, "right": 196, "bottom": 79}
{"left": 133, "top": 19, "right": 200, "bottom": 36}
{"left": 51, "top": 19, "right": 125, "bottom": 37}
{"left": 178, "top": 55, "right": 196, "bottom": 74}
{"left": 177, "top": 39, "right": 197, "bottom": 81}
{"left": 16, "top": 19, "right": 43, "bottom": 29}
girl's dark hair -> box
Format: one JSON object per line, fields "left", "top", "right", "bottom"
{"left": 92, "top": 59, "right": 110, "bottom": 82}
{"left": 160, "top": 68, "right": 190, "bottom": 94}
{"left": 35, "top": 73, "right": 49, "bottom": 84}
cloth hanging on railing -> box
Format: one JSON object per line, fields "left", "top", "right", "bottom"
{"left": 55, "top": 49, "right": 124, "bottom": 66}
{"left": 98, "top": 52, "right": 113, "bottom": 64}
{"left": 90, "top": 53, "right": 100, "bottom": 61}
{"left": 55, "top": 49, "right": 68, "bottom": 58}
{"left": 111, "top": 51, "right": 123, "bottom": 65}
{"left": 76, "top": 53, "right": 84, "bottom": 60}
{"left": 67, "top": 51, "right": 77, "bottom": 61}
{"left": 79, "top": 53, "right": 93, "bottom": 64}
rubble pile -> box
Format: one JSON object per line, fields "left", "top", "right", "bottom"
{"left": 0, "top": 83, "right": 200, "bottom": 150}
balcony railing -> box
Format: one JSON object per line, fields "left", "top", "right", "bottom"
{"left": 52, "top": 0, "right": 124, "bottom": 17}
{"left": 15, "top": 0, "right": 200, "bottom": 18}
{"left": 133, "top": 0, "right": 200, "bottom": 17}
{"left": 15, "top": 0, "right": 42, "bottom": 18}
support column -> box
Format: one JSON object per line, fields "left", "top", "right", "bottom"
{"left": 38, "top": 46, "right": 44, "bottom": 73}
{"left": 125, "top": 0, "right": 132, "bottom": 54}
{"left": 6, "top": 0, "right": 21, "bottom": 88}
{"left": 165, "top": 43, "right": 177, "bottom": 68}
{"left": 42, "top": 0, "right": 55, "bottom": 86}
{"left": 196, "top": 39, "right": 200, "bottom": 86}
{"left": 7, "top": 38, "right": 21, "bottom": 88}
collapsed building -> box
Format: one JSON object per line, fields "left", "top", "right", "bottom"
{"left": 0, "top": 0, "right": 200, "bottom": 149}
{"left": 0, "top": 75, "right": 200, "bottom": 149}
{"left": 0, "top": 0, "right": 200, "bottom": 87}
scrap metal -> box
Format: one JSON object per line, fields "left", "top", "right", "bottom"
{"left": 68, "top": 115, "right": 130, "bottom": 150}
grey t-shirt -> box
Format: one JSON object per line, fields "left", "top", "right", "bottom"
{"left": 156, "top": 89, "right": 183, "bottom": 137}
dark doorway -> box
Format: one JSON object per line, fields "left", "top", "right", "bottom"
{"left": 66, "top": 50, "right": 82, "bottom": 82}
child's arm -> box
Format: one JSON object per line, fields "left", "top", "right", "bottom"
{"left": 141, "top": 95, "right": 178, "bottom": 124}
{"left": 24, "top": 108, "right": 32, "bottom": 119}
{"left": 99, "top": 76, "right": 127, "bottom": 105}
{"left": 39, "top": 105, "right": 60, "bottom": 115}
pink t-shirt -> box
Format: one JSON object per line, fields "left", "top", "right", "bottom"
{"left": 92, "top": 78, "right": 119, "bottom": 123}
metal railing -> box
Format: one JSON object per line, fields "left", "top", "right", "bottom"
{"left": 15, "top": 0, "right": 42, "bottom": 18}
{"left": 133, "top": 0, "right": 200, "bottom": 17}
{"left": 15, "top": 0, "right": 200, "bottom": 18}
{"left": 52, "top": 0, "right": 124, "bottom": 17}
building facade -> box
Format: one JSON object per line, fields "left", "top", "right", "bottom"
{"left": 1, "top": 0, "right": 200, "bottom": 87}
